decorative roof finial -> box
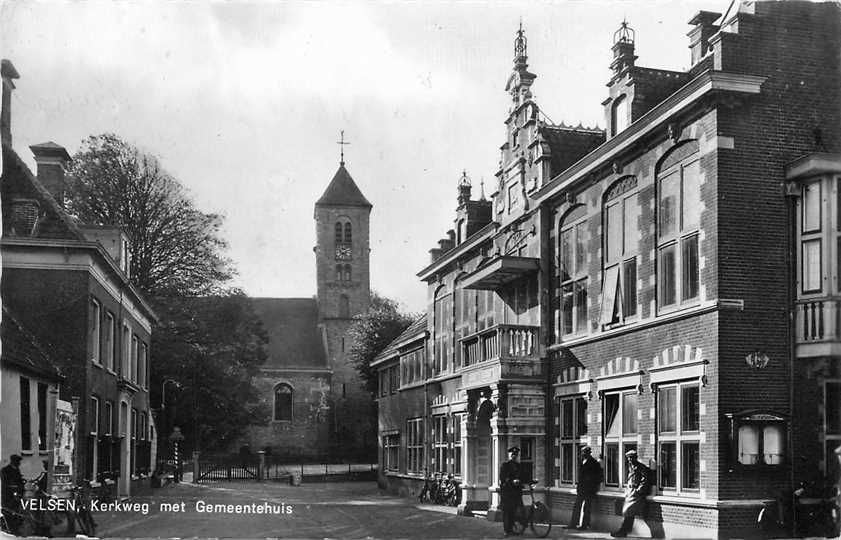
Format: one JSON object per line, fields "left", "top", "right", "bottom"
{"left": 459, "top": 169, "right": 472, "bottom": 188}
{"left": 514, "top": 19, "right": 528, "bottom": 62}
{"left": 479, "top": 178, "right": 486, "bottom": 201}
{"left": 337, "top": 130, "right": 351, "bottom": 166}
{"left": 614, "top": 18, "right": 635, "bottom": 45}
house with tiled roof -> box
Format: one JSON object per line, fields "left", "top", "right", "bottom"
{"left": 1, "top": 59, "right": 157, "bottom": 498}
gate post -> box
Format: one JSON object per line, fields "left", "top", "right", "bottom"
{"left": 258, "top": 451, "right": 266, "bottom": 481}
{"left": 192, "top": 452, "right": 200, "bottom": 483}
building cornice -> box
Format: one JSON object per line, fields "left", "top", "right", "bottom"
{"left": 416, "top": 221, "right": 499, "bottom": 281}
{"left": 1, "top": 237, "right": 158, "bottom": 323}
{"left": 534, "top": 70, "right": 766, "bottom": 204}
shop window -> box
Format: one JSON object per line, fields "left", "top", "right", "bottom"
{"left": 603, "top": 390, "right": 638, "bottom": 486}
{"left": 657, "top": 141, "right": 701, "bottom": 311}
{"left": 407, "top": 418, "right": 424, "bottom": 475}
{"left": 726, "top": 410, "right": 787, "bottom": 467}
{"left": 559, "top": 396, "right": 588, "bottom": 484}
{"left": 656, "top": 382, "right": 700, "bottom": 494}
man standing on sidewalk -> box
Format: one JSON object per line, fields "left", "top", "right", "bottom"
{"left": 611, "top": 449, "right": 651, "bottom": 538}
{"left": 567, "top": 446, "right": 602, "bottom": 530}
{"left": 499, "top": 447, "right": 523, "bottom": 537}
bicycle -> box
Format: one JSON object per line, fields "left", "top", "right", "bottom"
{"left": 1, "top": 479, "right": 74, "bottom": 537}
{"left": 511, "top": 481, "right": 552, "bottom": 538}
{"left": 68, "top": 483, "right": 97, "bottom": 536}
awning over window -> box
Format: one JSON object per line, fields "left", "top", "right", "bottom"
{"left": 461, "top": 256, "right": 540, "bottom": 290}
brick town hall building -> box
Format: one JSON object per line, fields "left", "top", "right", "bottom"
{"left": 242, "top": 156, "right": 374, "bottom": 461}
{"left": 374, "top": 2, "right": 841, "bottom": 538}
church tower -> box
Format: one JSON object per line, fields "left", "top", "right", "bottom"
{"left": 314, "top": 136, "right": 373, "bottom": 456}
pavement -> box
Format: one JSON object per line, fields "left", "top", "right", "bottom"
{"left": 91, "top": 480, "right": 618, "bottom": 539}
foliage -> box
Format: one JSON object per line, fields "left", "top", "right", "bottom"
{"left": 66, "top": 133, "right": 233, "bottom": 297}
{"left": 346, "top": 293, "right": 417, "bottom": 394}
{"left": 150, "top": 291, "right": 271, "bottom": 452}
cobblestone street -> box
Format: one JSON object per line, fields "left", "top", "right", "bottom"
{"left": 93, "top": 481, "right": 611, "bottom": 539}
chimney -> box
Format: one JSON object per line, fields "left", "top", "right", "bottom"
{"left": 30, "top": 142, "right": 72, "bottom": 206}
{"left": 1, "top": 59, "right": 20, "bottom": 148}
{"left": 429, "top": 247, "right": 443, "bottom": 263}
{"left": 688, "top": 11, "right": 721, "bottom": 66}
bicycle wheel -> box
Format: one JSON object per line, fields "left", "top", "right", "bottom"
{"left": 529, "top": 502, "right": 552, "bottom": 538}
{"left": 43, "top": 509, "right": 74, "bottom": 536}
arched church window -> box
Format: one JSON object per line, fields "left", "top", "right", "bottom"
{"left": 344, "top": 223, "right": 352, "bottom": 244}
{"left": 335, "top": 222, "right": 343, "bottom": 244}
{"left": 344, "top": 264, "right": 352, "bottom": 282}
{"left": 274, "top": 384, "right": 293, "bottom": 422}
{"left": 336, "top": 264, "right": 343, "bottom": 282}
{"left": 339, "top": 295, "right": 350, "bottom": 318}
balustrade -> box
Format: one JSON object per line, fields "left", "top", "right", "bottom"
{"left": 460, "top": 324, "right": 539, "bottom": 367}
{"left": 796, "top": 298, "right": 841, "bottom": 343}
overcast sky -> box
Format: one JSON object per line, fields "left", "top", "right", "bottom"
{"left": 2, "top": 0, "right": 719, "bottom": 313}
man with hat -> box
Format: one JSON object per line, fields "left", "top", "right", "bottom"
{"left": 611, "top": 449, "right": 651, "bottom": 537}
{"left": 567, "top": 446, "right": 603, "bottom": 530}
{"left": 499, "top": 446, "right": 523, "bottom": 536}
{"left": 1, "top": 455, "right": 25, "bottom": 532}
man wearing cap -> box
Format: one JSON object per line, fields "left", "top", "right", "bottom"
{"left": 499, "top": 446, "right": 523, "bottom": 537}
{"left": 611, "top": 449, "right": 651, "bottom": 538}
{"left": 1, "top": 455, "right": 25, "bottom": 532}
{"left": 567, "top": 446, "right": 603, "bottom": 530}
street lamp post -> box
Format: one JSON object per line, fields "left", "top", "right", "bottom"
{"left": 160, "top": 378, "right": 181, "bottom": 460}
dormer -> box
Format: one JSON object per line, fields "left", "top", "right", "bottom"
{"left": 454, "top": 171, "right": 492, "bottom": 245}
{"left": 81, "top": 226, "right": 132, "bottom": 278}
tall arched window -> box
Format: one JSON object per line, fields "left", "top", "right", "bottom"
{"left": 558, "top": 205, "right": 589, "bottom": 338}
{"left": 335, "top": 222, "right": 343, "bottom": 244}
{"left": 336, "top": 264, "right": 343, "bottom": 282}
{"left": 611, "top": 95, "right": 629, "bottom": 136}
{"left": 344, "top": 223, "right": 352, "bottom": 244}
{"left": 601, "top": 176, "right": 639, "bottom": 327}
{"left": 339, "top": 295, "right": 350, "bottom": 318}
{"left": 274, "top": 384, "right": 293, "bottom": 422}
{"left": 657, "top": 140, "right": 701, "bottom": 311}
{"left": 343, "top": 264, "right": 352, "bottom": 283}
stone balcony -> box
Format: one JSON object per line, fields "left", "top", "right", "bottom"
{"left": 795, "top": 296, "right": 841, "bottom": 357}
{"left": 458, "top": 324, "right": 545, "bottom": 389}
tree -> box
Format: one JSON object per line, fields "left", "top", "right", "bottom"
{"left": 151, "top": 291, "right": 271, "bottom": 452}
{"left": 346, "top": 293, "right": 417, "bottom": 394}
{"left": 66, "top": 133, "right": 233, "bottom": 297}
{"left": 65, "top": 133, "right": 270, "bottom": 452}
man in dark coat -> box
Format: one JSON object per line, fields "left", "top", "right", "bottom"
{"left": 612, "top": 449, "right": 651, "bottom": 537}
{"left": 1, "top": 455, "right": 24, "bottom": 532}
{"left": 499, "top": 446, "right": 523, "bottom": 537}
{"left": 567, "top": 446, "right": 603, "bottom": 530}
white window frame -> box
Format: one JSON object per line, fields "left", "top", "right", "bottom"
{"left": 559, "top": 395, "right": 588, "bottom": 485}
{"left": 602, "top": 183, "right": 639, "bottom": 327}
{"left": 104, "top": 401, "right": 113, "bottom": 436}
{"left": 383, "top": 433, "right": 400, "bottom": 472}
{"left": 602, "top": 390, "right": 639, "bottom": 488}
{"left": 89, "top": 395, "right": 100, "bottom": 478}
{"left": 656, "top": 381, "right": 701, "bottom": 496}
{"left": 451, "top": 413, "right": 463, "bottom": 477}
{"left": 432, "top": 415, "right": 447, "bottom": 473}
{"left": 407, "top": 418, "right": 424, "bottom": 475}
{"left": 559, "top": 209, "right": 589, "bottom": 339}
{"left": 90, "top": 299, "right": 101, "bottom": 364}
{"left": 657, "top": 152, "right": 701, "bottom": 312}
{"left": 104, "top": 312, "right": 115, "bottom": 372}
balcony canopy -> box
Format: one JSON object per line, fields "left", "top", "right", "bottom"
{"left": 461, "top": 256, "right": 540, "bottom": 290}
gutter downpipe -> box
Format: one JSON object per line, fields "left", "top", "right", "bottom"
{"left": 787, "top": 186, "right": 797, "bottom": 533}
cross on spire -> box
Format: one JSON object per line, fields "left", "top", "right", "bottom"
{"left": 337, "top": 130, "right": 351, "bottom": 166}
